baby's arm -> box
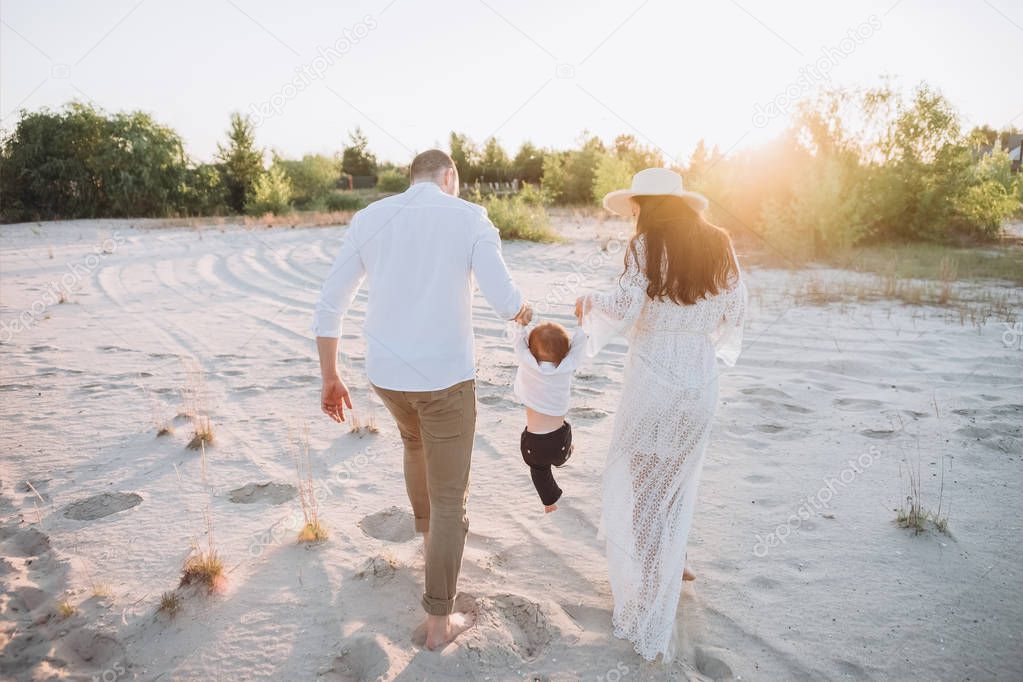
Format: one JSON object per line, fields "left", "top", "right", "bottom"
{"left": 565, "top": 326, "right": 590, "bottom": 367}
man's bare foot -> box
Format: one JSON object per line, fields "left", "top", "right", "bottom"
{"left": 544, "top": 504, "right": 558, "bottom": 514}
{"left": 683, "top": 567, "right": 696, "bottom": 581}
{"left": 424, "top": 612, "right": 475, "bottom": 651}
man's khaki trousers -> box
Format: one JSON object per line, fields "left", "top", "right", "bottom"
{"left": 372, "top": 379, "right": 476, "bottom": 615}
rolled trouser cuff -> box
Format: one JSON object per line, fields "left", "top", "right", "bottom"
{"left": 421, "top": 592, "right": 456, "bottom": 615}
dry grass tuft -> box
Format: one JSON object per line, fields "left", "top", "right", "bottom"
{"left": 291, "top": 423, "right": 327, "bottom": 543}
{"left": 298, "top": 521, "right": 329, "bottom": 542}
{"left": 180, "top": 508, "right": 225, "bottom": 591}
{"left": 182, "top": 361, "right": 215, "bottom": 450}
{"left": 180, "top": 551, "right": 223, "bottom": 590}
{"left": 348, "top": 413, "right": 379, "bottom": 436}
{"left": 896, "top": 448, "right": 950, "bottom": 536}
{"left": 57, "top": 600, "right": 76, "bottom": 618}
{"left": 158, "top": 591, "right": 182, "bottom": 616}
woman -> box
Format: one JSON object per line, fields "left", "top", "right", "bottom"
{"left": 577, "top": 168, "right": 747, "bottom": 662}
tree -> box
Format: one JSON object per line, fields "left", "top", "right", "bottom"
{"left": 612, "top": 134, "right": 662, "bottom": 172}
{"left": 1, "top": 102, "right": 190, "bottom": 220}
{"left": 592, "top": 154, "right": 634, "bottom": 206}
{"left": 562, "top": 134, "right": 606, "bottom": 204}
{"left": 512, "top": 141, "right": 544, "bottom": 184}
{"left": 340, "top": 127, "right": 377, "bottom": 179}
{"left": 449, "top": 131, "right": 479, "bottom": 184}
{"left": 276, "top": 154, "right": 339, "bottom": 208}
{"left": 540, "top": 152, "right": 567, "bottom": 202}
{"left": 216, "top": 113, "right": 263, "bottom": 213}
{"left": 246, "top": 159, "right": 293, "bottom": 215}
{"left": 479, "top": 137, "right": 510, "bottom": 182}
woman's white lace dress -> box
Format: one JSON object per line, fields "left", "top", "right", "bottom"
{"left": 582, "top": 238, "right": 747, "bottom": 661}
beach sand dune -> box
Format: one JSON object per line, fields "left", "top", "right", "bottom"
{"left": 1, "top": 217, "right": 1020, "bottom": 680}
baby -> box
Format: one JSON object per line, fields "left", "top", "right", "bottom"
{"left": 512, "top": 321, "right": 588, "bottom": 513}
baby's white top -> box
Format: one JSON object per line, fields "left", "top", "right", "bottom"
{"left": 512, "top": 324, "right": 588, "bottom": 417}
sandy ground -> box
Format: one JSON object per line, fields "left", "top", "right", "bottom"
{"left": 1, "top": 215, "right": 1021, "bottom": 681}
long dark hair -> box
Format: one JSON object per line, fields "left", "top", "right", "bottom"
{"left": 624, "top": 195, "right": 739, "bottom": 305}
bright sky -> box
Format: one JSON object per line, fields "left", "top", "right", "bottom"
{"left": 2, "top": 0, "right": 1021, "bottom": 165}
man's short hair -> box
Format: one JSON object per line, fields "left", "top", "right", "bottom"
{"left": 410, "top": 149, "right": 456, "bottom": 181}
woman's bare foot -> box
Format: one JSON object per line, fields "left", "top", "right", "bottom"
{"left": 683, "top": 567, "right": 696, "bottom": 581}
{"left": 544, "top": 504, "right": 558, "bottom": 514}
{"left": 424, "top": 612, "right": 475, "bottom": 650}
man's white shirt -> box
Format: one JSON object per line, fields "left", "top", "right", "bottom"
{"left": 312, "top": 182, "right": 523, "bottom": 391}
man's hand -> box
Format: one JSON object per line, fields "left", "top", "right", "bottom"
{"left": 574, "top": 295, "right": 592, "bottom": 323}
{"left": 321, "top": 375, "right": 353, "bottom": 423}
{"left": 513, "top": 302, "right": 533, "bottom": 326}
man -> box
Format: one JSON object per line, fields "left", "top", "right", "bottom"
{"left": 312, "top": 149, "right": 531, "bottom": 650}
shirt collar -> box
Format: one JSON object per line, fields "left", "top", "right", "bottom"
{"left": 410, "top": 180, "right": 444, "bottom": 194}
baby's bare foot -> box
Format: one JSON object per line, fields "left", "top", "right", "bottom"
{"left": 544, "top": 504, "right": 558, "bottom": 513}
{"left": 683, "top": 567, "right": 696, "bottom": 581}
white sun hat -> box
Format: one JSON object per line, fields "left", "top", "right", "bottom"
{"left": 602, "top": 167, "right": 709, "bottom": 217}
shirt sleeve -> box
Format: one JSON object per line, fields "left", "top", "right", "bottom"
{"left": 471, "top": 209, "right": 524, "bottom": 320}
{"left": 510, "top": 322, "right": 536, "bottom": 367}
{"left": 564, "top": 326, "right": 590, "bottom": 368}
{"left": 711, "top": 250, "right": 748, "bottom": 366}
{"left": 581, "top": 239, "right": 648, "bottom": 356}
{"left": 311, "top": 218, "right": 367, "bottom": 338}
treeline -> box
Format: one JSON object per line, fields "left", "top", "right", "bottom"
{"left": 689, "top": 85, "right": 1023, "bottom": 258}
{"left": 2, "top": 83, "right": 1021, "bottom": 257}
{"left": 0, "top": 105, "right": 406, "bottom": 221}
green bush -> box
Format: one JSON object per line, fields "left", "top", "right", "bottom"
{"left": 376, "top": 168, "right": 410, "bottom": 193}
{"left": 469, "top": 187, "right": 559, "bottom": 242}
{"left": 245, "top": 165, "right": 293, "bottom": 215}
{"left": 592, "top": 154, "right": 634, "bottom": 206}
{"left": 1, "top": 102, "right": 190, "bottom": 221}
{"left": 277, "top": 154, "right": 340, "bottom": 208}
{"left": 325, "top": 192, "right": 368, "bottom": 212}
{"left": 182, "top": 163, "right": 228, "bottom": 216}
{"left": 518, "top": 182, "right": 552, "bottom": 207}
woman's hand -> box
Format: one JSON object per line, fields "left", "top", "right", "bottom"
{"left": 321, "top": 374, "right": 353, "bottom": 423}
{"left": 575, "top": 295, "right": 592, "bottom": 323}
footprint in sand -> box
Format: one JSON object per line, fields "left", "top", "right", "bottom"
{"left": 356, "top": 555, "right": 398, "bottom": 584}
{"left": 741, "top": 386, "right": 792, "bottom": 399}
{"left": 755, "top": 423, "right": 786, "bottom": 434}
{"left": 228, "top": 482, "right": 297, "bottom": 505}
{"left": 12, "top": 585, "right": 51, "bottom": 612}
{"left": 694, "top": 646, "right": 735, "bottom": 681}
{"left": 358, "top": 507, "right": 416, "bottom": 543}
{"left": 62, "top": 629, "right": 127, "bottom": 672}
{"left": 19, "top": 479, "right": 51, "bottom": 501}
{"left": 5, "top": 528, "right": 51, "bottom": 557}
{"left": 833, "top": 398, "right": 883, "bottom": 411}
{"left": 478, "top": 394, "right": 508, "bottom": 406}
{"left": 568, "top": 407, "right": 609, "bottom": 421}
{"left": 860, "top": 428, "right": 897, "bottom": 439}
{"left": 482, "top": 594, "right": 552, "bottom": 661}
{"left": 63, "top": 492, "right": 142, "bottom": 521}
{"left": 321, "top": 633, "right": 391, "bottom": 681}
